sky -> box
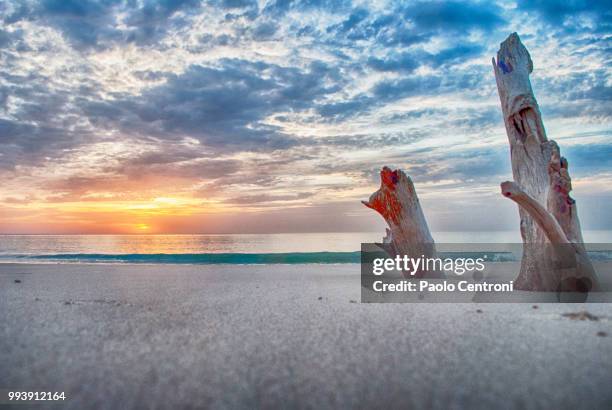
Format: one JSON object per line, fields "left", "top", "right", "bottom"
{"left": 0, "top": 0, "right": 610, "bottom": 234}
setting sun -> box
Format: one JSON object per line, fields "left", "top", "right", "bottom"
{"left": 1, "top": 1, "right": 611, "bottom": 408}
{"left": 136, "top": 224, "right": 150, "bottom": 231}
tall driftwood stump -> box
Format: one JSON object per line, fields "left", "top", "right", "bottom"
{"left": 363, "top": 167, "right": 442, "bottom": 278}
{"left": 493, "top": 33, "right": 599, "bottom": 292}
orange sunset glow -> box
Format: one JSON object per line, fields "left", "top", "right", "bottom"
{"left": 1, "top": 0, "right": 610, "bottom": 234}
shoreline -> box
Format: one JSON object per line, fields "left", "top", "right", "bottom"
{"left": 2, "top": 263, "right": 611, "bottom": 409}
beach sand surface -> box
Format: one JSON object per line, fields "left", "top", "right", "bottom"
{"left": 1, "top": 263, "right": 611, "bottom": 409}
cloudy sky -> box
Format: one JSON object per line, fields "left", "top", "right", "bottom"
{"left": 0, "top": 0, "right": 610, "bottom": 234}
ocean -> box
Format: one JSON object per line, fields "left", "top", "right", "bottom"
{"left": 1, "top": 231, "right": 612, "bottom": 264}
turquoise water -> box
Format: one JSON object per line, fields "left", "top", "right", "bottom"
{"left": 14, "top": 252, "right": 363, "bottom": 264}
{"left": 7, "top": 251, "right": 521, "bottom": 264}
{"left": 1, "top": 232, "right": 611, "bottom": 264}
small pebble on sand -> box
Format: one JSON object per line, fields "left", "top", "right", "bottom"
{"left": 562, "top": 311, "right": 600, "bottom": 321}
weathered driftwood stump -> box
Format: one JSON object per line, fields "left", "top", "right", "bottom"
{"left": 363, "top": 167, "right": 442, "bottom": 278}
{"left": 493, "top": 33, "right": 599, "bottom": 292}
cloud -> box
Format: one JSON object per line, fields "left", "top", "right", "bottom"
{"left": 228, "top": 192, "right": 313, "bottom": 204}
{"left": 402, "top": 1, "right": 506, "bottom": 32}
{"left": 218, "top": 0, "right": 258, "bottom": 9}
{"left": 80, "top": 59, "right": 342, "bottom": 152}
{"left": 119, "top": 157, "right": 243, "bottom": 180}
{"left": 36, "top": 0, "right": 124, "bottom": 49}
{"left": 564, "top": 143, "right": 612, "bottom": 175}
{"left": 263, "top": 0, "right": 353, "bottom": 16}
{"left": 121, "top": 0, "right": 203, "bottom": 45}
{"left": 0, "top": 29, "right": 12, "bottom": 48}
{"left": 6, "top": 0, "right": 204, "bottom": 50}
{"left": 373, "top": 75, "right": 443, "bottom": 100}
{"left": 316, "top": 96, "right": 373, "bottom": 119}
{"left": 0, "top": 0, "right": 610, "bottom": 232}
{"left": 367, "top": 44, "right": 484, "bottom": 74}
{"left": 367, "top": 53, "right": 420, "bottom": 73}
{"left": 251, "top": 20, "right": 279, "bottom": 39}
{"left": 516, "top": 0, "right": 612, "bottom": 26}
{"left": 327, "top": 1, "right": 505, "bottom": 46}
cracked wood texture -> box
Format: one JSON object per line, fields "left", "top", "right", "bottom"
{"left": 494, "top": 33, "right": 598, "bottom": 292}
{"left": 363, "top": 167, "right": 442, "bottom": 279}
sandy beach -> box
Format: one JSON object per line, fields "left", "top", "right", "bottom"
{"left": 1, "top": 262, "right": 611, "bottom": 409}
